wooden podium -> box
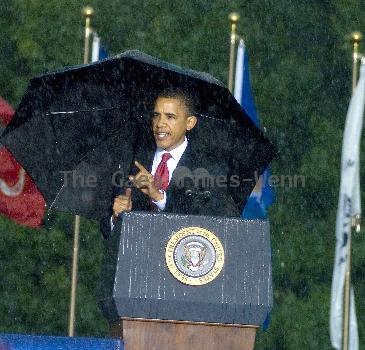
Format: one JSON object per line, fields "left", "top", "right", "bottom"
{"left": 99, "top": 212, "right": 272, "bottom": 350}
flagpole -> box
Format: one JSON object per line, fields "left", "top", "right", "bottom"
{"left": 67, "top": 6, "right": 94, "bottom": 337}
{"left": 68, "top": 214, "right": 80, "bottom": 337}
{"left": 228, "top": 12, "right": 240, "bottom": 93}
{"left": 82, "top": 6, "right": 94, "bottom": 65}
{"left": 342, "top": 31, "right": 362, "bottom": 350}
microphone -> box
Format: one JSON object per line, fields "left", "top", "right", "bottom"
{"left": 184, "top": 177, "right": 197, "bottom": 197}
{"left": 202, "top": 190, "right": 211, "bottom": 200}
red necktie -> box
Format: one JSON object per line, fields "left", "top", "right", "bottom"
{"left": 154, "top": 153, "right": 172, "bottom": 191}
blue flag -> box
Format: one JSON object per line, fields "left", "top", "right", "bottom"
{"left": 234, "top": 40, "right": 274, "bottom": 219}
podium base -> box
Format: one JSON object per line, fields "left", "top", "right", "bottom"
{"left": 111, "top": 318, "right": 257, "bottom": 350}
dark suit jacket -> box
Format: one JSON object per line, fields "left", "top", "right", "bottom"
{"left": 100, "top": 139, "right": 244, "bottom": 238}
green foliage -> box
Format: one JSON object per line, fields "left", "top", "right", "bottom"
{"left": 257, "top": 286, "right": 334, "bottom": 350}
{"left": 0, "top": 213, "right": 108, "bottom": 337}
{"left": 0, "top": 0, "right": 364, "bottom": 348}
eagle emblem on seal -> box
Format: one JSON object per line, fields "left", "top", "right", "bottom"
{"left": 182, "top": 242, "right": 208, "bottom": 272}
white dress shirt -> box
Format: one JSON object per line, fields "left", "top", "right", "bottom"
{"left": 151, "top": 137, "right": 188, "bottom": 210}
{"left": 111, "top": 137, "right": 188, "bottom": 229}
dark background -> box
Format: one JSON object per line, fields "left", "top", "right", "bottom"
{"left": 0, "top": 0, "right": 364, "bottom": 348}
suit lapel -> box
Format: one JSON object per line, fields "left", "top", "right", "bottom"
{"left": 133, "top": 145, "right": 155, "bottom": 173}
{"left": 167, "top": 140, "right": 198, "bottom": 196}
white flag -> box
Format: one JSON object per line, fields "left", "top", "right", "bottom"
{"left": 234, "top": 39, "right": 245, "bottom": 103}
{"left": 330, "top": 63, "right": 365, "bottom": 350}
{"left": 91, "top": 32, "right": 101, "bottom": 63}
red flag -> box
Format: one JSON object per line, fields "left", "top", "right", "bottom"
{"left": 0, "top": 97, "right": 45, "bottom": 228}
{"left": 0, "top": 97, "right": 15, "bottom": 126}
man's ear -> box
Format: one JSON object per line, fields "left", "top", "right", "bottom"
{"left": 186, "top": 115, "right": 197, "bottom": 131}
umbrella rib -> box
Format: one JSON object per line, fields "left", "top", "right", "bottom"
{"left": 47, "top": 182, "right": 66, "bottom": 212}
{"left": 197, "top": 113, "right": 230, "bottom": 123}
{"left": 46, "top": 106, "right": 119, "bottom": 115}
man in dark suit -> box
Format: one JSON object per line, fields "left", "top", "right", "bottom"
{"left": 100, "top": 89, "right": 241, "bottom": 238}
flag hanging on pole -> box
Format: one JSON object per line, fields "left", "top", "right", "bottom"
{"left": 329, "top": 63, "right": 364, "bottom": 350}
{"left": 91, "top": 32, "right": 108, "bottom": 63}
{"left": 0, "top": 97, "right": 15, "bottom": 127}
{"left": 0, "top": 97, "right": 45, "bottom": 228}
{"left": 234, "top": 39, "right": 274, "bottom": 219}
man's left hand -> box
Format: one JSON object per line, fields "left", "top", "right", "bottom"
{"left": 129, "top": 161, "right": 164, "bottom": 202}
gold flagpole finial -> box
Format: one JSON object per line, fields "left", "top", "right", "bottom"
{"left": 229, "top": 12, "right": 240, "bottom": 25}
{"left": 351, "top": 31, "right": 362, "bottom": 45}
{"left": 228, "top": 12, "right": 240, "bottom": 45}
{"left": 228, "top": 12, "right": 240, "bottom": 93}
{"left": 82, "top": 6, "right": 94, "bottom": 65}
{"left": 82, "top": 6, "right": 94, "bottom": 18}
{"left": 350, "top": 31, "right": 362, "bottom": 91}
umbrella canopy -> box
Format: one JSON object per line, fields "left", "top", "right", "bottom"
{"left": 1, "top": 50, "right": 276, "bottom": 219}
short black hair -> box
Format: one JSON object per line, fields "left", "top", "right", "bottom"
{"left": 156, "top": 88, "right": 196, "bottom": 116}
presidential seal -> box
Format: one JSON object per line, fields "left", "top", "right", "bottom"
{"left": 165, "top": 226, "right": 224, "bottom": 286}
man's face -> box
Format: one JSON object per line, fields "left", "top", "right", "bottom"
{"left": 152, "top": 97, "right": 197, "bottom": 151}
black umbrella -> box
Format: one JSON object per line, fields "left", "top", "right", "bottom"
{"left": 1, "top": 50, "right": 276, "bottom": 220}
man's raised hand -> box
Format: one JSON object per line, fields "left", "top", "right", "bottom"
{"left": 129, "top": 160, "right": 163, "bottom": 202}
